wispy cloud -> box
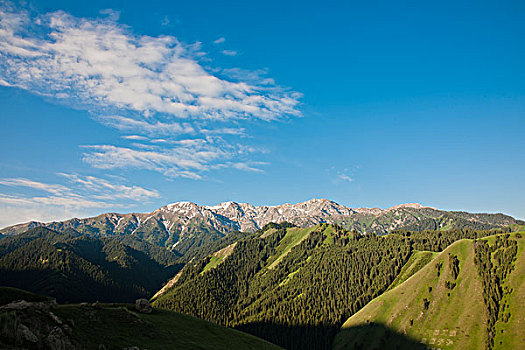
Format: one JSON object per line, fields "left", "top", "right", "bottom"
{"left": 228, "top": 161, "right": 267, "bottom": 173}
{"left": 0, "top": 174, "right": 160, "bottom": 227}
{"left": 99, "top": 9, "right": 120, "bottom": 21}
{"left": 58, "top": 173, "right": 160, "bottom": 201}
{"left": 121, "top": 135, "right": 149, "bottom": 141}
{"left": 95, "top": 115, "right": 195, "bottom": 136}
{"left": 330, "top": 166, "right": 358, "bottom": 184}
{"left": 338, "top": 173, "right": 354, "bottom": 182}
{"left": 221, "top": 49, "right": 237, "bottom": 56}
{"left": 0, "top": 4, "right": 302, "bottom": 181}
{"left": 82, "top": 136, "right": 265, "bottom": 179}
{"left": 0, "top": 175, "right": 159, "bottom": 203}
{"left": 161, "top": 15, "right": 171, "bottom": 27}
{"left": 200, "top": 127, "right": 246, "bottom": 136}
{"left": 0, "top": 178, "right": 72, "bottom": 196}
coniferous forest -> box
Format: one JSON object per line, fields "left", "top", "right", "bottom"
{"left": 474, "top": 234, "right": 519, "bottom": 349}
{"left": 153, "top": 223, "right": 508, "bottom": 349}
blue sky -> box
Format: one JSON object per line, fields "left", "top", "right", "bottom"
{"left": 0, "top": 0, "right": 524, "bottom": 227}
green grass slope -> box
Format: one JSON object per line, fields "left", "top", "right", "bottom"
{"left": 54, "top": 305, "right": 282, "bottom": 350}
{"left": 333, "top": 233, "right": 524, "bottom": 350}
{"left": 201, "top": 242, "right": 238, "bottom": 273}
{"left": 265, "top": 225, "right": 317, "bottom": 269}
{"left": 387, "top": 250, "right": 438, "bottom": 291}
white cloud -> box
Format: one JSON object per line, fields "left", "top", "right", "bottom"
{"left": 200, "top": 127, "right": 246, "bottom": 136}
{"left": 0, "top": 175, "right": 159, "bottom": 202}
{"left": 221, "top": 49, "right": 237, "bottom": 56}
{"left": 96, "top": 115, "right": 195, "bottom": 136}
{"left": 0, "top": 6, "right": 300, "bottom": 122}
{"left": 0, "top": 178, "right": 72, "bottom": 196}
{"left": 0, "top": 78, "right": 12, "bottom": 86}
{"left": 121, "top": 135, "right": 148, "bottom": 141}
{"left": 229, "top": 162, "right": 267, "bottom": 173}
{"left": 221, "top": 68, "right": 276, "bottom": 86}
{"left": 0, "top": 193, "right": 102, "bottom": 208}
{"left": 0, "top": 175, "right": 160, "bottom": 227}
{"left": 0, "top": 4, "right": 302, "bottom": 182}
{"left": 81, "top": 137, "right": 265, "bottom": 179}
{"left": 338, "top": 174, "right": 354, "bottom": 182}
{"left": 99, "top": 9, "right": 120, "bottom": 21}
{"left": 58, "top": 173, "right": 160, "bottom": 201}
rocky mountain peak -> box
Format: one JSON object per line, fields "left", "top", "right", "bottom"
{"left": 1, "top": 199, "right": 520, "bottom": 245}
{"left": 388, "top": 203, "right": 433, "bottom": 210}
{"left": 160, "top": 201, "right": 200, "bottom": 212}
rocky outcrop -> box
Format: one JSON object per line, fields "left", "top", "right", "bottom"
{"left": 16, "top": 323, "right": 38, "bottom": 343}
{"left": 135, "top": 299, "right": 152, "bottom": 314}
{"left": 0, "top": 299, "right": 81, "bottom": 350}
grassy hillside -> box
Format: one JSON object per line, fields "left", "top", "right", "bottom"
{"left": 201, "top": 242, "right": 238, "bottom": 273}
{"left": 0, "top": 288, "right": 281, "bottom": 350}
{"left": 266, "top": 226, "right": 317, "bottom": 269}
{"left": 333, "top": 233, "right": 523, "bottom": 350}
{"left": 54, "top": 305, "right": 282, "bottom": 350}
{"left": 154, "top": 223, "right": 411, "bottom": 349}
{"left": 153, "top": 223, "right": 506, "bottom": 350}
{"left": 387, "top": 250, "right": 438, "bottom": 291}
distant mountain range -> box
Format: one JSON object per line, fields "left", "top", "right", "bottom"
{"left": 1, "top": 199, "right": 522, "bottom": 256}
{"left": 0, "top": 199, "right": 523, "bottom": 250}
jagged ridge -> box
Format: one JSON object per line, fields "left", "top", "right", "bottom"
{"left": 1, "top": 199, "right": 521, "bottom": 257}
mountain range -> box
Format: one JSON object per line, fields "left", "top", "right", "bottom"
{"left": 1, "top": 199, "right": 521, "bottom": 257}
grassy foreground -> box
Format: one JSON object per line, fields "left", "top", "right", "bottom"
{"left": 54, "top": 305, "right": 282, "bottom": 350}
{"left": 0, "top": 287, "right": 282, "bottom": 350}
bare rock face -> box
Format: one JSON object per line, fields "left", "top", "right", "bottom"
{"left": 45, "top": 326, "right": 74, "bottom": 350}
{"left": 16, "top": 323, "right": 38, "bottom": 343}
{"left": 0, "top": 300, "right": 48, "bottom": 311}
{"left": 135, "top": 299, "right": 152, "bottom": 314}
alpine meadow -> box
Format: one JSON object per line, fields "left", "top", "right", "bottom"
{"left": 0, "top": 1, "right": 523, "bottom": 349}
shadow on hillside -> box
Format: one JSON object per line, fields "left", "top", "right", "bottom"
{"left": 334, "top": 323, "right": 427, "bottom": 350}
{"left": 236, "top": 322, "right": 427, "bottom": 350}
{"left": 236, "top": 322, "right": 337, "bottom": 350}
